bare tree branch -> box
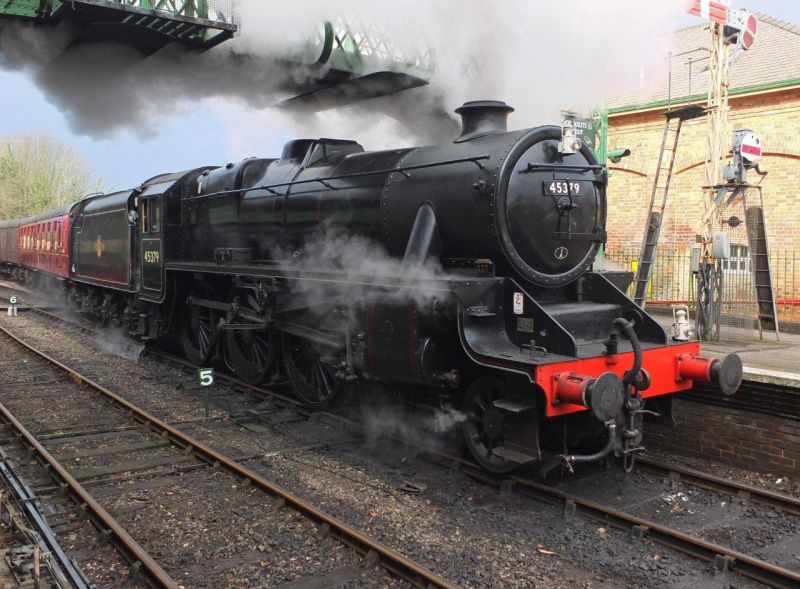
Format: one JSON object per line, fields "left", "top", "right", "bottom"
{"left": 0, "top": 133, "right": 103, "bottom": 220}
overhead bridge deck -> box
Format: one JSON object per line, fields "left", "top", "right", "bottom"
{"left": 0, "top": 1, "right": 433, "bottom": 106}
{"left": 1, "top": 0, "right": 237, "bottom": 50}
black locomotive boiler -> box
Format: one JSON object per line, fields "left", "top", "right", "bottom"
{"left": 0, "top": 101, "right": 743, "bottom": 473}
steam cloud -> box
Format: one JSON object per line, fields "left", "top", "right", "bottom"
{"left": 0, "top": 0, "right": 684, "bottom": 147}
{"left": 267, "top": 223, "right": 445, "bottom": 312}
{"left": 359, "top": 402, "right": 468, "bottom": 453}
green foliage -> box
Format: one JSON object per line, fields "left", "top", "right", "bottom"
{"left": 0, "top": 133, "right": 103, "bottom": 220}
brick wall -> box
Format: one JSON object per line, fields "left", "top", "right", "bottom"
{"left": 645, "top": 399, "right": 800, "bottom": 476}
{"left": 606, "top": 88, "right": 800, "bottom": 254}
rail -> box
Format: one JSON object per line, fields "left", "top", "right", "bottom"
{"left": 0, "top": 451, "right": 90, "bottom": 588}
{"left": 6, "top": 285, "right": 800, "bottom": 588}
{"left": 143, "top": 348, "right": 800, "bottom": 589}
{"left": 637, "top": 456, "right": 800, "bottom": 516}
{"left": 0, "top": 323, "right": 458, "bottom": 589}
{"left": 0, "top": 400, "right": 179, "bottom": 588}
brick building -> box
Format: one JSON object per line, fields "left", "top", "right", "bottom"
{"left": 604, "top": 15, "right": 800, "bottom": 315}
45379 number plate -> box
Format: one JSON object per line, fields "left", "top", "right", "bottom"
{"left": 543, "top": 180, "right": 592, "bottom": 196}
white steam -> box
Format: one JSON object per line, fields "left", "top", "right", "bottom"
{"left": 359, "top": 403, "right": 468, "bottom": 451}
{"left": 0, "top": 0, "right": 684, "bottom": 145}
{"left": 429, "top": 407, "right": 468, "bottom": 434}
{"left": 94, "top": 327, "right": 145, "bottom": 362}
{"left": 270, "top": 224, "right": 445, "bottom": 309}
{"left": 593, "top": 256, "right": 627, "bottom": 273}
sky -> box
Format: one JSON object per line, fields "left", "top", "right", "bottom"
{"left": 0, "top": 0, "right": 798, "bottom": 191}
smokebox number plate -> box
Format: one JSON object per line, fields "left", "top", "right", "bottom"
{"left": 543, "top": 180, "right": 591, "bottom": 196}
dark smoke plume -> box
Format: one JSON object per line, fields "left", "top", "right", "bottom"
{"left": 0, "top": 0, "right": 683, "bottom": 145}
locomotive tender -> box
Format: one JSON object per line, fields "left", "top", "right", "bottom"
{"left": 0, "top": 101, "right": 742, "bottom": 473}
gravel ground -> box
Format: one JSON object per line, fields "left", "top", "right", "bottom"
{"left": 647, "top": 448, "right": 800, "bottom": 498}
{"left": 546, "top": 462, "right": 800, "bottom": 572}
{"left": 1, "top": 309, "right": 786, "bottom": 587}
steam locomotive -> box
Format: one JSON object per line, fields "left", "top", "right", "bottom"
{"left": 0, "top": 100, "right": 742, "bottom": 473}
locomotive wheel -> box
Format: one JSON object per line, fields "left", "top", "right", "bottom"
{"left": 224, "top": 328, "right": 275, "bottom": 386}
{"left": 282, "top": 332, "right": 344, "bottom": 410}
{"left": 180, "top": 286, "right": 216, "bottom": 366}
{"left": 462, "top": 376, "right": 518, "bottom": 474}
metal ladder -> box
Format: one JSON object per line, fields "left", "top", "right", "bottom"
{"left": 745, "top": 204, "right": 780, "bottom": 339}
{"left": 633, "top": 105, "right": 706, "bottom": 308}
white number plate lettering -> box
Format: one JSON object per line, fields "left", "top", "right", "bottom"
{"left": 543, "top": 180, "right": 589, "bottom": 196}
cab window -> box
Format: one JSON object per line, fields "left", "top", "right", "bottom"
{"left": 151, "top": 201, "right": 161, "bottom": 233}
{"left": 141, "top": 200, "right": 150, "bottom": 233}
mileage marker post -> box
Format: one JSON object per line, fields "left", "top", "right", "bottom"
{"left": 198, "top": 368, "right": 216, "bottom": 417}
{"left": 7, "top": 296, "right": 17, "bottom": 317}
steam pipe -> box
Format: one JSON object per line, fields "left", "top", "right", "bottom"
{"left": 612, "top": 318, "right": 642, "bottom": 389}
{"left": 402, "top": 202, "right": 441, "bottom": 268}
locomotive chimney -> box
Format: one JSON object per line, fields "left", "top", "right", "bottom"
{"left": 454, "top": 100, "right": 515, "bottom": 143}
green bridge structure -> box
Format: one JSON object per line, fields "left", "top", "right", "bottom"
{"left": 0, "top": 1, "right": 434, "bottom": 107}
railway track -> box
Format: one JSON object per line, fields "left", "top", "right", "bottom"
{"left": 636, "top": 456, "right": 800, "bottom": 517}
{"left": 143, "top": 347, "right": 800, "bottom": 589}
{"left": 0, "top": 284, "right": 94, "bottom": 335}
{"left": 0, "top": 450, "right": 89, "bottom": 588}
{"left": 468, "top": 466, "right": 800, "bottom": 589}
{"left": 5, "top": 285, "right": 800, "bottom": 588}
{"left": 0, "top": 322, "right": 458, "bottom": 588}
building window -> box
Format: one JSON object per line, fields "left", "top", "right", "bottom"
{"left": 722, "top": 244, "right": 750, "bottom": 273}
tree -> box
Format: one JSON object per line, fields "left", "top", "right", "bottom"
{"left": 0, "top": 133, "right": 103, "bottom": 220}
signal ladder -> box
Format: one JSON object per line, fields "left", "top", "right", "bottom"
{"left": 745, "top": 203, "right": 780, "bottom": 338}
{"left": 633, "top": 105, "right": 707, "bottom": 308}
